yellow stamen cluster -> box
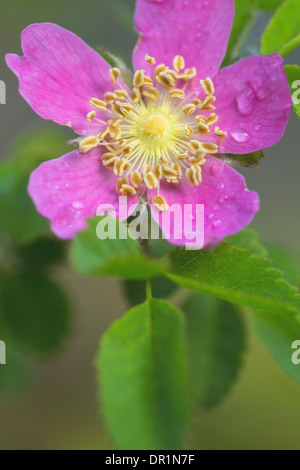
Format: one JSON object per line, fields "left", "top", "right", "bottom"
{"left": 79, "top": 54, "right": 227, "bottom": 210}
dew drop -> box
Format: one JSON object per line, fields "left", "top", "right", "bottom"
{"left": 230, "top": 128, "right": 250, "bottom": 143}
{"left": 236, "top": 86, "right": 255, "bottom": 115}
{"left": 255, "top": 124, "right": 261, "bottom": 131}
{"left": 72, "top": 201, "right": 84, "bottom": 210}
{"left": 217, "top": 182, "right": 225, "bottom": 191}
{"left": 213, "top": 219, "right": 222, "bottom": 228}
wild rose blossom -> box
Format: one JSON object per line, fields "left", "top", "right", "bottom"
{"left": 6, "top": 0, "right": 291, "bottom": 248}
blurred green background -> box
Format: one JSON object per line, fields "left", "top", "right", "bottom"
{"left": 0, "top": 0, "right": 299, "bottom": 450}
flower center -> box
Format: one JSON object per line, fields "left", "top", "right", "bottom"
{"left": 79, "top": 54, "right": 228, "bottom": 211}
{"left": 143, "top": 116, "right": 167, "bottom": 135}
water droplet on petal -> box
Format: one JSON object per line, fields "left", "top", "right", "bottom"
{"left": 219, "top": 197, "right": 225, "bottom": 204}
{"left": 72, "top": 201, "right": 84, "bottom": 210}
{"left": 255, "top": 124, "right": 261, "bottom": 131}
{"left": 230, "top": 128, "right": 250, "bottom": 143}
{"left": 217, "top": 182, "right": 225, "bottom": 191}
{"left": 208, "top": 213, "right": 214, "bottom": 220}
{"left": 236, "top": 86, "right": 255, "bottom": 115}
{"left": 213, "top": 219, "right": 222, "bottom": 228}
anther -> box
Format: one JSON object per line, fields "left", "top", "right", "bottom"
{"left": 206, "top": 113, "right": 219, "bottom": 126}
{"left": 215, "top": 127, "right": 227, "bottom": 138}
{"left": 182, "top": 104, "right": 196, "bottom": 116}
{"left": 200, "top": 77, "right": 215, "bottom": 95}
{"left": 162, "top": 166, "right": 178, "bottom": 181}
{"left": 114, "top": 158, "right": 131, "bottom": 176}
{"left": 104, "top": 92, "right": 117, "bottom": 105}
{"left": 132, "top": 87, "right": 141, "bottom": 104}
{"left": 197, "top": 122, "right": 210, "bottom": 134}
{"left": 116, "top": 176, "right": 129, "bottom": 194}
{"left": 156, "top": 72, "right": 176, "bottom": 89}
{"left": 115, "top": 89, "right": 128, "bottom": 101}
{"left": 143, "top": 87, "right": 160, "bottom": 102}
{"left": 120, "top": 184, "right": 136, "bottom": 196}
{"left": 145, "top": 53, "right": 156, "bottom": 65}
{"left": 87, "top": 111, "right": 96, "bottom": 121}
{"left": 173, "top": 55, "right": 185, "bottom": 72}
{"left": 189, "top": 152, "right": 206, "bottom": 166}
{"left": 109, "top": 67, "right": 120, "bottom": 84}
{"left": 133, "top": 69, "right": 145, "bottom": 87}
{"left": 102, "top": 154, "right": 119, "bottom": 169}
{"left": 109, "top": 127, "right": 122, "bottom": 139}
{"left": 153, "top": 164, "right": 163, "bottom": 180}
{"left": 97, "top": 128, "right": 110, "bottom": 141}
{"left": 186, "top": 166, "right": 202, "bottom": 186}
{"left": 172, "top": 162, "right": 182, "bottom": 179}
{"left": 79, "top": 136, "right": 99, "bottom": 153}
{"left": 169, "top": 89, "right": 185, "bottom": 99}
{"left": 144, "top": 172, "right": 158, "bottom": 190}
{"left": 177, "top": 151, "right": 189, "bottom": 161}
{"left": 154, "top": 64, "right": 168, "bottom": 79}
{"left": 131, "top": 171, "right": 143, "bottom": 188}
{"left": 151, "top": 195, "right": 169, "bottom": 211}
{"left": 189, "top": 140, "right": 202, "bottom": 152}
{"left": 89, "top": 98, "right": 107, "bottom": 111}
{"left": 184, "top": 125, "right": 194, "bottom": 137}
{"left": 201, "top": 142, "right": 219, "bottom": 154}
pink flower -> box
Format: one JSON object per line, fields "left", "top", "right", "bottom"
{"left": 6, "top": 0, "right": 291, "bottom": 248}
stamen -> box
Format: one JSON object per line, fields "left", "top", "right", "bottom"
{"left": 143, "top": 87, "right": 160, "bottom": 102}
{"left": 162, "top": 165, "right": 178, "bottom": 181}
{"left": 186, "top": 166, "right": 202, "bottom": 186}
{"left": 79, "top": 136, "right": 99, "bottom": 153}
{"left": 154, "top": 64, "right": 168, "bottom": 79}
{"left": 120, "top": 184, "right": 136, "bottom": 196}
{"left": 144, "top": 172, "right": 158, "bottom": 189}
{"left": 215, "top": 127, "right": 227, "bottom": 138}
{"left": 109, "top": 126, "right": 122, "bottom": 139}
{"left": 189, "top": 152, "right": 206, "bottom": 166}
{"left": 173, "top": 55, "right": 185, "bottom": 72}
{"left": 200, "top": 77, "right": 215, "bottom": 95}
{"left": 151, "top": 195, "right": 169, "bottom": 211}
{"left": 201, "top": 142, "right": 219, "bottom": 154}
{"left": 87, "top": 111, "right": 96, "bottom": 121}
{"left": 184, "top": 125, "right": 194, "bottom": 137}
{"left": 116, "top": 176, "right": 129, "bottom": 194}
{"left": 89, "top": 98, "right": 107, "bottom": 111}
{"left": 112, "top": 101, "right": 133, "bottom": 118}
{"left": 114, "top": 158, "right": 131, "bottom": 176}
{"left": 109, "top": 67, "right": 120, "bottom": 84}
{"left": 104, "top": 92, "right": 117, "bottom": 105}
{"left": 169, "top": 89, "right": 185, "bottom": 99}
{"left": 189, "top": 140, "right": 202, "bottom": 152}
{"left": 153, "top": 164, "right": 163, "bottom": 180}
{"left": 207, "top": 113, "right": 219, "bottom": 126}
{"left": 197, "top": 122, "right": 210, "bottom": 134}
{"left": 145, "top": 53, "right": 156, "bottom": 65}
{"left": 156, "top": 72, "right": 176, "bottom": 89}
{"left": 133, "top": 70, "right": 145, "bottom": 87}
{"left": 177, "top": 151, "right": 189, "bottom": 161}
{"left": 114, "top": 89, "right": 128, "bottom": 100}
{"left": 102, "top": 153, "right": 119, "bottom": 169}
{"left": 132, "top": 87, "right": 141, "bottom": 104}
{"left": 182, "top": 103, "right": 196, "bottom": 116}
{"left": 131, "top": 171, "right": 143, "bottom": 188}
{"left": 97, "top": 128, "right": 110, "bottom": 141}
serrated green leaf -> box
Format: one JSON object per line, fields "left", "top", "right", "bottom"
{"left": 97, "top": 299, "right": 189, "bottom": 450}
{"left": 224, "top": 0, "right": 258, "bottom": 64}
{"left": 255, "top": 311, "right": 300, "bottom": 384}
{"left": 225, "top": 227, "right": 268, "bottom": 256}
{"left": 266, "top": 245, "right": 300, "bottom": 285}
{"left": 0, "top": 273, "right": 71, "bottom": 357}
{"left": 217, "top": 150, "right": 264, "bottom": 168}
{"left": 284, "top": 65, "right": 300, "bottom": 117}
{"left": 168, "top": 245, "right": 300, "bottom": 318}
{"left": 123, "top": 277, "right": 178, "bottom": 307}
{"left": 258, "top": 0, "right": 284, "bottom": 10}
{"left": 183, "top": 294, "right": 246, "bottom": 408}
{"left": 261, "top": 0, "right": 300, "bottom": 56}
{"left": 71, "top": 218, "right": 169, "bottom": 279}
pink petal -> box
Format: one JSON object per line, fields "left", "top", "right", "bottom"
{"left": 28, "top": 149, "right": 141, "bottom": 239}
{"left": 133, "top": 0, "right": 234, "bottom": 78}
{"left": 6, "top": 23, "right": 128, "bottom": 136}
{"left": 212, "top": 54, "right": 292, "bottom": 154}
{"left": 148, "top": 156, "right": 259, "bottom": 249}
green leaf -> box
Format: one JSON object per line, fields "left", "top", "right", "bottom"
{"left": 71, "top": 218, "right": 169, "bottom": 279}
{"left": 0, "top": 129, "right": 69, "bottom": 243}
{"left": 217, "top": 150, "right": 264, "bottom": 168}
{"left": 0, "top": 129, "right": 68, "bottom": 193}
{"left": 266, "top": 244, "right": 300, "bottom": 285}
{"left": 225, "top": 227, "right": 268, "bottom": 256}
{"left": 255, "top": 311, "right": 300, "bottom": 384}
{"left": 123, "top": 277, "right": 178, "bottom": 307}
{"left": 183, "top": 294, "right": 246, "bottom": 408}
{"left": 17, "top": 238, "right": 67, "bottom": 272}
{"left": 0, "top": 273, "right": 71, "bottom": 357}
{"left": 168, "top": 245, "right": 300, "bottom": 318}
{"left": 224, "top": 0, "right": 258, "bottom": 64}
{"left": 261, "top": 0, "right": 300, "bottom": 56}
{"left": 284, "top": 65, "right": 300, "bottom": 117}
{"left": 0, "top": 349, "right": 32, "bottom": 395}
{"left": 258, "top": 0, "right": 284, "bottom": 9}
{"left": 0, "top": 176, "right": 48, "bottom": 244}
{"left": 97, "top": 299, "right": 189, "bottom": 450}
